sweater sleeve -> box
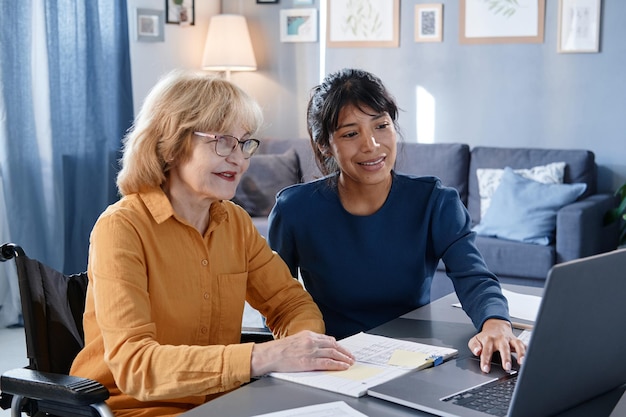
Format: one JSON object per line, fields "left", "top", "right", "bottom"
{"left": 431, "top": 185, "right": 511, "bottom": 330}
{"left": 267, "top": 194, "right": 299, "bottom": 278}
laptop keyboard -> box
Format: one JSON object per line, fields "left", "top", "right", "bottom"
{"left": 443, "top": 373, "right": 518, "bottom": 417}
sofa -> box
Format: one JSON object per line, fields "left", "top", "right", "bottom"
{"left": 233, "top": 138, "right": 619, "bottom": 289}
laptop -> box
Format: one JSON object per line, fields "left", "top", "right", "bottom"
{"left": 368, "top": 249, "right": 626, "bottom": 417}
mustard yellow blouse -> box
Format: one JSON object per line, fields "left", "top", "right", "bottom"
{"left": 70, "top": 188, "right": 324, "bottom": 416}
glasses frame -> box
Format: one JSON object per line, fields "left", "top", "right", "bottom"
{"left": 193, "top": 131, "right": 260, "bottom": 159}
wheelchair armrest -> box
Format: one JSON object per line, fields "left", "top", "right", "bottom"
{"left": 240, "top": 326, "right": 274, "bottom": 343}
{"left": 1, "top": 368, "right": 109, "bottom": 407}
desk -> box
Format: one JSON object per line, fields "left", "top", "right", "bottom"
{"left": 182, "top": 285, "right": 625, "bottom": 417}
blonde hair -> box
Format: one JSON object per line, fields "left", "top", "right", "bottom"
{"left": 117, "top": 69, "right": 263, "bottom": 195}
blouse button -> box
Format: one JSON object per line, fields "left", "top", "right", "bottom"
{"left": 201, "top": 326, "right": 208, "bottom": 334}
{"left": 201, "top": 259, "right": 208, "bottom": 266}
{"left": 203, "top": 292, "right": 209, "bottom": 300}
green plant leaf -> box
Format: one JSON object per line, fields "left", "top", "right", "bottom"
{"left": 616, "top": 183, "right": 626, "bottom": 200}
{"left": 616, "top": 193, "right": 626, "bottom": 215}
{"left": 604, "top": 183, "right": 626, "bottom": 247}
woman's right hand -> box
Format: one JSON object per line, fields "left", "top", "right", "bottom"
{"left": 250, "top": 330, "right": 355, "bottom": 377}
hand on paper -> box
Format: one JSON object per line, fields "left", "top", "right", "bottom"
{"left": 250, "top": 330, "right": 355, "bottom": 377}
{"left": 468, "top": 318, "right": 527, "bottom": 374}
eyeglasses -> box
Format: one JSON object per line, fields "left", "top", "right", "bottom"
{"left": 193, "top": 132, "right": 260, "bottom": 159}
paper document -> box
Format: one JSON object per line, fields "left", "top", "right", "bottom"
{"left": 252, "top": 401, "right": 368, "bottom": 417}
{"left": 453, "top": 289, "right": 541, "bottom": 323}
{"left": 517, "top": 329, "right": 532, "bottom": 345}
{"left": 270, "top": 332, "right": 457, "bottom": 397}
{"left": 501, "top": 289, "right": 541, "bottom": 322}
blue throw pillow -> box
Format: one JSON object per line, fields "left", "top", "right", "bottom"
{"left": 472, "top": 167, "right": 587, "bottom": 245}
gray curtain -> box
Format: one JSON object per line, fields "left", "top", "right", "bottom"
{"left": 0, "top": 1, "right": 133, "bottom": 325}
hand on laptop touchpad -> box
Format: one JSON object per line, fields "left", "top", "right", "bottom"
{"left": 485, "top": 351, "right": 520, "bottom": 373}
{"left": 461, "top": 357, "right": 513, "bottom": 378}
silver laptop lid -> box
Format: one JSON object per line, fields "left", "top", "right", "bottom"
{"left": 508, "top": 248, "right": 626, "bottom": 416}
{"left": 368, "top": 249, "right": 626, "bottom": 417}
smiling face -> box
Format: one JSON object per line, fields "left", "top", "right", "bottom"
{"left": 327, "top": 104, "right": 397, "bottom": 190}
{"left": 168, "top": 127, "right": 251, "bottom": 207}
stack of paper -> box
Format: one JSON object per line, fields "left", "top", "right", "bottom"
{"left": 270, "top": 332, "right": 457, "bottom": 397}
{"left": 452, "top": 289, "right": 542, "bottom": 325}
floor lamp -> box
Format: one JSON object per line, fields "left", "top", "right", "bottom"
{"left": 201, "top": 14, "right": 257, "bottom": 80}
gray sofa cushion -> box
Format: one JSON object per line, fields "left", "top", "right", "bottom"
{"left": 233, "top": 149, "right": 300, "bottom": 217}
{"left": 395, "top": 143, "right": 470, "bottom": 204}
{"left": 475, "top": 236, "right": 555, "bottom": 280}
{"left": 257, "top": 138, "right": 321, "bottom": 182}
{"left": 468, "top": 147, "right": 596, "bottom": 224}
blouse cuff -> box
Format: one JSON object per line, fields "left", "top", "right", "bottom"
{"left": 223, "top": 343, "right": 254, "bottom": 388}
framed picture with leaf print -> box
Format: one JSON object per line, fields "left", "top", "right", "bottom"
{"left": 460, "top": 0, "right": 545, "bottom": 44}
{"left": 327, "top": 0, "right": 400, "bottom": 48}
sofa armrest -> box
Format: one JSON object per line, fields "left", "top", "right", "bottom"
{"left": 556, "top": 193, "right": 620, "bottom": 263}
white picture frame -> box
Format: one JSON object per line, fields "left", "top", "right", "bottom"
{"left": 280, "top": 8, "right": 318, "bottom": 43}
{"left": 460, "top": 0, "right": 545, "bottom": 44}
{"left": 136, "top": 8, "right": 164, "bottom": 42}
{"left": 415, "top": 4, "right": 443, "bottom": 43}
{"left": 557, "top": 0, "right": 602, "bottom": 53}
{"left": 327, "top": 0, "right": 400, "bottom": 48}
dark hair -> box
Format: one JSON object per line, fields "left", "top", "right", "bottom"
{"left": 307, "top": 68, "right": 400, "bottom": 176}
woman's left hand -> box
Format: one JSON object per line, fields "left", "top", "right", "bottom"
{"left": 468, "top": 318, "right": 527, "bottom": 373}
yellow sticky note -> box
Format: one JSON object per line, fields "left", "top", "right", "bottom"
{"left": 388, "top": 350, "right": 430, "bottom": 368}
{"left": 327, "top": 363, "right": 385, "bottom": 381}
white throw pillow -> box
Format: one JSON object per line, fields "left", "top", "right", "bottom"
{"left": 476, "top": 162, "right": 567, "bottom": 219}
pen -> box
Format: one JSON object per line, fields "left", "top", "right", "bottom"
{"left": 511, "top": 321, "right": 534, "bottom": 331}
{"left": 428, "top": 355, "right": 444, "bottom": 366}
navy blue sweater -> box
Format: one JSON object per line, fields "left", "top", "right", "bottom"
{"left": 268, "top": 173, "right": 510, "bottom": 339}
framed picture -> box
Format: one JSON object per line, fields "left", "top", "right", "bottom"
{"left": 557, "top": 0, "right": 601, "bottom": 53}
{"left": 327, "top": 0, "right": 400, "bottom": 48}
{"left": 460, "top": 0, "right": 545, "bottom": 44}
{"left": 165, "top": 0, "right": 194, "bottom": 25}
{"left": 136, "top": 8, "right": 165, "bottom": 42}
{"left": 280, "top": 8, "right": 318, "bottom": 43}
{"left": 415, "top": 4, "right": 443, "bottom": 43}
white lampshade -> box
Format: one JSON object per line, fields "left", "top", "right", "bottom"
{"left": 201, "top": 14, "right": 257, "bottom": 79}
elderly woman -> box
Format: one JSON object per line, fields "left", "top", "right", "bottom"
{"left": 70, "top": 70, "right": 353, "bottom": 417}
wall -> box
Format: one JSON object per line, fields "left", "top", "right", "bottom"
{"left": 128, "top": 0, "right": 626, "bottom": 193}
{"left": 126, "top": 0, "right": 220, "bottom": 115}
{"left": 335, "top": 0, "right": 625, "bottom": 194}
{"left": 220, "top": 2, "right": 321, "bottom": 142}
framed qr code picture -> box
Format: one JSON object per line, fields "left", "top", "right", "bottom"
{"left": 415, "top": 4, "right": 443, "bottom": 43}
